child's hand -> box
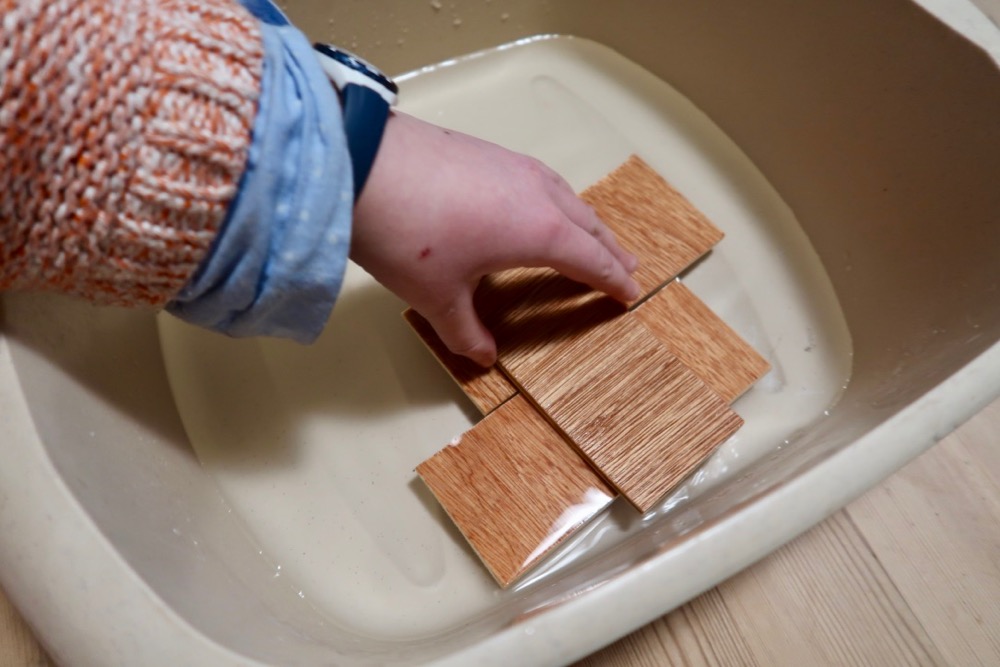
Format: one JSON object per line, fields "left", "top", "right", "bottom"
{"left": 352, "top": 111, "right": 640, "bottom": 367}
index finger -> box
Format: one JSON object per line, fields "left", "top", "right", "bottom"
{"left": 541, "top": 216, "right": 641, "bottom": 303}
{"left": 542, "top": 167, "right": 639, "bottom": 274}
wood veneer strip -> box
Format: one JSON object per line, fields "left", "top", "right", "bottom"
{"left": 635, "top": 281, "right": 771, "bottom": 403}
{"left": 581, "top": 154, "right": 724, "bottom": 299}
{"left": 501, "top": 311, "right": 744, "bottom": 512}
{"left": 416, "top": 395, "right": 615, "bottom": 587}
{"left": 402, "top": 309, "right": 517, "bottom": 414}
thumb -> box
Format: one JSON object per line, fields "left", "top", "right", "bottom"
{"left": 422, "top": 292, "right": 498, "bottom": 368}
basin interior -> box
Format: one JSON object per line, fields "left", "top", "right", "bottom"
{"left": 2, "top": 1, "right": 998, "bottom": 665}
{"left": 157, "top": 34, "right": 851, "bottom": 640}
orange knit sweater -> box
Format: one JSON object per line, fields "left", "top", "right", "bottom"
{"left": 0, "top": 0, "right": 263, "bottom": 306}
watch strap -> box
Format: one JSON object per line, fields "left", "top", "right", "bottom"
{"left": 341, "top": 83, "right": 390, "bottom": 201}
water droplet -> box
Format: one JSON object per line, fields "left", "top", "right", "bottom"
{"left": 453, "top": 17, "right": 462, "bottom": 26}
{"left": 500, "top": 12, "right": 510, "bottom": 20}
{"left": 430, "top": 0, "right": 442, "bottom": 10}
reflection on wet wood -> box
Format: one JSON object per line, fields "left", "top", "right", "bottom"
{"left": 416, "top": 395, "right": 615, "bottom": 587}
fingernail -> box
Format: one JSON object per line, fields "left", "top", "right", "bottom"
{"left": 627, "top": 253, "right": 640, "bottom": 272}
{"left": 625, "top": 278, "right": 641, "bottom": 302}
{"left": 475, "top": 351, "right": 497, "bottom": 368}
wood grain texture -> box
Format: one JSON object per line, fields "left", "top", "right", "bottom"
{"left": 578, "top": 511, "right": 943, "bottom": 666}
{"left": 580, "top": 154, "right": 724, "bottom": 298}
{"left": 463, "top": 156, "right": 736, "bottom": 511}
{"left": 0, "top": 585, "right": 53, "bottom": 666}
{"left": 846, "top": 399, "right": 1000, "bottom": 666}
{"left": 402, "top": 308, "right": 517, "bottom": 414}
{"left": 635, "top": 281, "right": 771, "bottom": 403}
{"left": 501, "top": 311, "right": 744, "bottom": 512}
{"left": 416, "top": 394, "right": 615, "bottom": 587}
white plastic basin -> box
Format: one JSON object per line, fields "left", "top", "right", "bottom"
{"left": 1, "top": 1, "right": 997, "bottom": 665}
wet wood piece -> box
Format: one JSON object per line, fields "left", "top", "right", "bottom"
{"left": 500, "top": 310, "right": 744, "bottom": 512}
{"left": 465, "top": 156, "right": 741, "bottom": 512}
{"left": 416, "top": 395, "right": 615, "bottom": 587}
{"left": 580, "top": 154, "right": 724, "bottom": 299}
{"left": 402, "top": 309, "right": 517, "bottom": 414}
{"left": 635, "top": 281, "right": 771, "bottom": 403}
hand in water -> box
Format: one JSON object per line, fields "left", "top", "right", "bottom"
{"left": 352, "top": 111, "right": 640, "bottom": 367}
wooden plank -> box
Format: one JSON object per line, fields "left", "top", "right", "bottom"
{"left": 498, "top": 309, "right": 743, "bottom": 513}
{"left": 717, "top": 511, "right": 942, "bottom": 665}
{"left": 581, "top": 154, "right": 724, "bottom": 299}
{"left": 416, "top": 394, "right": 615, "bottom": 587}
{"left": 457, "top": 156, "right": 737, "bottom": 511}
{"left": 634, "top": 281, "right": 770, "bottom": 403}
{"left": 846, "top": 399, "right": 1000, "bottom": 666}
{"left": 402, "top": 308, "right": 517, "bottom": 414}
{"left": 575, "top": 587, "right": 756, "bottom": 666}
{"left": 576, "top": 512, "right": 943, "bottom": 666}
{"left": 411, "top": 154, "right": 745, "bottom": 582}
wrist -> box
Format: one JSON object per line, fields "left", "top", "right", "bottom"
{"left": 313, "top": 44, "right": 398, "bottom": 201}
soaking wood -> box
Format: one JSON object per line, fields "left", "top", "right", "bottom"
{"left": 402, "top": 308, "right": 517, "bottom": 415}
{"left": 416, "top": 395, "right": 616, "bottom": 587}
{"left": 635, "top": 281, "right": 771, "bottom": 403}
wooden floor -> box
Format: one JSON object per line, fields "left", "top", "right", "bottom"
{"left": 2, "top": 398, "right": 998, "bottom": 666}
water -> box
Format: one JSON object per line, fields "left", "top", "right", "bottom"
{"left": 159, "top": 35, "right": 852, "bottom": 640}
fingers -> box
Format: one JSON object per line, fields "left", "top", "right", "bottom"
{"left": 543, "top": 222, "right": 641, "bottom": 303}
{"left": 541, "top": 166, "right": 639, "bottom": 274}
{"left": 422, "top": 291, "right": 498, "bottom": 368}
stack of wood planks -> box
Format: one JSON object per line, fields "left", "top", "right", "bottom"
{"left": 408, "top": 156, "right": 770, "bottom": 587}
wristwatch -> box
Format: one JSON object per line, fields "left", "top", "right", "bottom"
{"left": 313, "top": 43, "right": 399, "bottom": 202}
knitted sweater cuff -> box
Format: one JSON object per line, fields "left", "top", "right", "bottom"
{"left": 166, "top": 11, "right": 355, "bottom": 344}
{"left": 0, "top": 0, "right": 263, "bottom": 306}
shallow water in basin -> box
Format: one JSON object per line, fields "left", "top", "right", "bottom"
{"left": 159, "top": 35, "right": 851, "bottom": 640}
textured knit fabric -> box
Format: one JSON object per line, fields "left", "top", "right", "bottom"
{"left": 0, "top": 0, "right": 263, "bottom": 306}
{"left": 167, "top": 0, "right": 354, "bottom": 343}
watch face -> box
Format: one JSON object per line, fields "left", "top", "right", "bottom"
{"left": 314, "top": 43, "right": 399, "bottom": 96}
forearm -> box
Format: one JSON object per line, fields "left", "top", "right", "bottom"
{"left": 2, "top": 0, "right": 638, "bottom": 358}
{"left": 0, "top": 0, "right": 263, "bottom": 306}
{"left": 1, "top": 0, "right": 355, "bottom": 344}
